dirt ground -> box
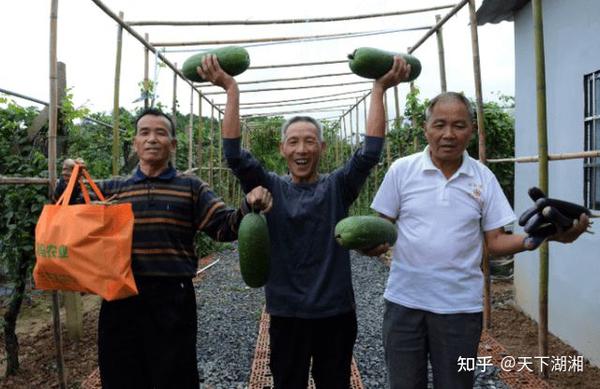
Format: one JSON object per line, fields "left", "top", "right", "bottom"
{"left": 0, "top": 277, "right": 598, "bottom": 388}
{"left": 487, "top": 280, "right": 600, "bottom": 388}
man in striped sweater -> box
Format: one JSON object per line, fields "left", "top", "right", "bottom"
{"left": 57, "top": 108, "right": 272, "bottom": 389}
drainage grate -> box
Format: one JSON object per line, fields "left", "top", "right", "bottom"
{"left": 81, "top": 367, "right": 101, "bottom": 389}
{"left": 248, "top": 308, "right": 364, "bottom": 389}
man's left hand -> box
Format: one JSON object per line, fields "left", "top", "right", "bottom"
{"left": 196, "top": 54, "right": 236, "bottom": 91}
{"left": 358, "top": 243, "right": 390, "bottom": 257}
{"left": 246, "top": 186, "right": 273, "bottom": 214}
{"left": 374, "top": 56, "right": 412, "bottom": 91}
{"left": 549, "top": 213, "right": 591, "bottom": 243}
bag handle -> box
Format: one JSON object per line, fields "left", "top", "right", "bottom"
{"left": 81, "top": 168, "right": 106, "bottom": 202}
{"left": 56, "top": 164, "right": 81, "bottom": 206}
{"left": 56, "top": 164, "right": 106, "bottom": 206}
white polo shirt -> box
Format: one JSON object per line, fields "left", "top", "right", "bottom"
{"left": 371, "top": 147, "right": 515, "bottom": 314}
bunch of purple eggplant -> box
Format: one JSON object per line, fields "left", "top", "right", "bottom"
{"left": 519, "top": 187, "right": 594, "bottom": 249}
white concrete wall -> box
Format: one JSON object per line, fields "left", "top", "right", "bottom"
{"left": 512, "top": 0, "right": 600, "bottom": 367}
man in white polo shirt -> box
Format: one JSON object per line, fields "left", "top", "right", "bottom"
{"left": 370, "top": 91, "right": 589, "bottom": 388}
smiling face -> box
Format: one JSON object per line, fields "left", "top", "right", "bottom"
{"left": 424, "top": 98, "right": 474, "bottom": 173}
{"left": 279, "top": 120, "right": 326, "bottom": 184}
{"left": 133, "top": 114, "right": 176, "bottom": 168}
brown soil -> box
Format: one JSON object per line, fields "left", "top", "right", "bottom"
{"left": 0, "top": 273, "right": 598, "bottom": 388}
{"left": 488, "top": 280, "right": 600, "bottom": 388}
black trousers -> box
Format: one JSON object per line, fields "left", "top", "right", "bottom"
{"left": 269, "top": 310, "right": 358, "bottom": 389}
{"left": 98, "top": 277, "right": 199, "bottom": 389}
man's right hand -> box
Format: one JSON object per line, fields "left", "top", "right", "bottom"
{"left": 196, "top": 54, "right": 238, "bottom": 92}
{"left": 61, "top": 158, "right": 86, "bottom": 181}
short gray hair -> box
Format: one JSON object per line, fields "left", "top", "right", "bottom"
{"left": 425, "top": 92, "right": 475, "bottom": 123}
{"left": 280, "top": 116, "right": 323, "bottom": 142}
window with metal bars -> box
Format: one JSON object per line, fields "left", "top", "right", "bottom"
{"left": 584, "top": 71, "right": 600, "bottom": 210}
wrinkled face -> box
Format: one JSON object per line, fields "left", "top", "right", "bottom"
{"left": 424, "top": 100, "right": 474, "bottom": 167}
{"left": 133, "top": 114, "right": 176, "bottom": 166}
{"left": 279, "top": 121, "right": 325, "bottom": 184}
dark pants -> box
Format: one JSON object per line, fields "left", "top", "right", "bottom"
{"left": 269, "top": 310, "right": 357, "bottom": 389}
{"left": 383, "top": 300, "right": 482, "bottom": 389}
{"left": 98, "top": 277, "right": 199, "bottom": 389}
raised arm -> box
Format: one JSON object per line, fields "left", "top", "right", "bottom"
{"left": 366, "top": 56, "right": 412, "bottom": 138}
{"left": 197, "top": 54, "right": 240, "bottom": 139}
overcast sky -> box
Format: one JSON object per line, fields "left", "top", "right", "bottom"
{"left": 0, "top": 0, "right": 514, "bottom": 122}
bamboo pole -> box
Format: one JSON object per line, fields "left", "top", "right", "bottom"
{"left": 172, "top": 63, "right": 178, "bottom": 166}
{"left": 487, "top": 150, "right": 600, "bottom": 163}
{"left": 533, "top": 0, "right": 550, "bottom": 374}
{"left": 244, "top": 104, "right": 350, "bottom": 115}
{"left": 394, "top": 86, "right": 401, "bottom": 130}
{"left": 356, "top": 100, "right": 360, "bottom": 150}
{"left": 250, "top": 59, "right": 346, "bottom": 70}
{"left": 61, "top": 48, "right": 81, "bottom": 342}
{"left": 197, "top": 93, "right": 203, "bottom": 180}
{"left": 223, "top": 89, "right": 371, "bottom": 107}
{"left": 0, "top": 87, "right": 48, "bottom": 106}
{"left": 111, "top": 11, "right": 124, "bottom": 177}
{"left": 349, "top": 102, "right": 354, "bottom": 149}
{"left": 197, "top": 72, "right": 353, "bottom": 87}
{"left": 235, "top": 96, "right": 360, "bottom": 110}
{"left": 468, "top": 1, "right": 486, "bottom": 165}
{"left": 188, "top": 87, "right": 194, "bottom": 171}
{"left": 384, "top": 92, "right": 391, "bottom": 166}
{"left": 435, "top": 14, "right": 448, "bottom": 93}
{"left": 243, "top": 106, "right": 348, "bottom": 118}
{"left": 203, "top": 80, "right": 372, "bottom": 96}
{"left": 152, "top": 26, "right": 430, "bottom": 47}
{"left": 0, "top": 177, "right": 50, "bottom": 185}
{"left": 128, "top": 5, "right": 455, "bottom": 26}
{"left": 49, "top": 1, "right": 66, "bottom": 387}
{"left": 342, "top": 116, "right": 348, "bottom": 160}
{"left": 408, "top": 48, "right": 419, "bottom": 152}
{"left": 144, "top": 33, "right": 149, "bottom": 109}
{"left": 363, "top": 97, "right": 370, "bottom": 202}
{"left": 209, "top": 105, "right": 214, "bottom": 187}
{"left": 218, "top": 111, "right": 223, "bottom": 192}
{"left": 468, "top": 0, "right": 490, "bottom": 330}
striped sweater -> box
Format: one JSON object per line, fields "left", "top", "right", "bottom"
{"left": 55, "top": 165, "right": 247, "bottom": 277}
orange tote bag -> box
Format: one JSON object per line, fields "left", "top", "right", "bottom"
{"left": 33, "top": 164, "right": 138, "bottom": 301}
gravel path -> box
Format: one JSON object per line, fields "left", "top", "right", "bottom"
{"left": 195, "top": 248, "right": 265, "bottom": 389}
{"left": 195, "top": 248, "right": 509, "bottom": 388}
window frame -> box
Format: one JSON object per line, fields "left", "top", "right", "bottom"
{"left": 583, "top": 71, "right": 600, "bottom": 210}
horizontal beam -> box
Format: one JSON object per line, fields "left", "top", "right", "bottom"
{"left": 203, "top": 80, "right": 371, "bottom": 95}
{"left": 238, "top": 96, "right": 360, "bottom": 110}
{"left": 0, "top": 87, "right": 48, "bottom": 106}
{"left": 218, "top": 89, "right": 371, "bottom": 106}
{"left": 151, "top": 26, "right": 430, "bottom": 47}
{"left": 487, "top": 150, "right": 600, "bottom": 163}
{"left": 243, "top": 105, "right": 349, "bottom": 117}
{"left": 249, "top": 59, "right": 346, "bottom": 70}
{"left": 0, "top": 176, "right": 50, "bottom": 185}
{"left": 196, "top": 72, "right": 353, "bottom": 87}
{"left": 127, "top": 4, "right": 455, "bottom": 26}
